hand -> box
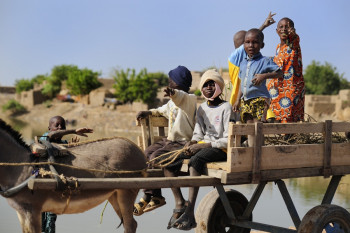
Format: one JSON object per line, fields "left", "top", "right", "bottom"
{"left": 252, "top": 74, "right": 265, "bottom": 86}
{"left": 71, "top": 136, "right": 80, "bottom": 143}
{"left": 261, "top": 12, "right": 276, "bottom": 29}
{"left": 75, "top": 127, "right": 93, "bottom": 137}
{"left": 185, "top": 143, "right": 211, "bottom": 156}
{"left": 232, "top": 100, "right": 241, "bottom": 112}
{"left": 136, "top": 111, "right": 152, "bottom": 121}
{"left": 164, "top": 87, "right": 175, "bottom": 97}
{"left": 287, "top": 21, "right": 296, "bottom": 36}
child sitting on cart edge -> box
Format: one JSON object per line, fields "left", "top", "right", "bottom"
{"left": 164, "top": 69, "right": 234, "bottom": 230}
{"left": 232, "top": 28, "right": 282, "bottom": 146}
{"left": 133, "top": 65, "right": 197, "bottom": 216}
{"left": 40, "top": 115, "right": 93, "bottom": 233}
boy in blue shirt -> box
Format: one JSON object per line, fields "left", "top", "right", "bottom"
{"left": 233, "top": 29, "right": 282, "bottom": 145}
{"left": 40, "top": 115, "right": 93, "bottom": 233}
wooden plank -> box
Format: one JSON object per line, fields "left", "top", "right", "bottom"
{"left": 139, "top": 118, "right": 149, "bottom": 150}
{"left": 137, "top": 136, "right": 143, "bottom": 149}
{"left": 149, "top": 116, "right": 155, "bottom": 145}
{"left": 229, "top": 122, "right": 326, "bottom": 136}
{"left": 227, "top": 122, "right": 235, "bottom": 173}
{"left": 323, "top": 120, "right": 332, "bottom": 177}
{"left": 332, "top": 122, "right": 350, "bottom": 132}
{"left": 252, "top": 122, "right": 263, "bottom": 183}
{"left": 222, "top": 166, "right": 350, "bottom": 185}
{"left": 150, "top": 116, "right": 168, "bottom": 127}
{"left": 229, "top": 143, "right": 350, "bottom": 173}
{"left": 28, "top": 176, "right": 221, "bottom": 190}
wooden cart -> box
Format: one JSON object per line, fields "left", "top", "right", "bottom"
{"left": 29, "top": 116, "right": 350, "bottom": 233}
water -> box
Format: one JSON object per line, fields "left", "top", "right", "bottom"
{"left": 0, "top": 119, "right": 349, "bottom": 233}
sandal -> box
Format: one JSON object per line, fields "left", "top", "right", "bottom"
{"left": 143, "top": 196, "right": 166, "bottom": 213}
{"left": 167, "top": 207, "right": 186, "bottom": 229}
{"left": 133, "top": 198, "right": 148, "bottom": 216}
{"left": 173, "top": 212, "right": 197, "bottom": 231}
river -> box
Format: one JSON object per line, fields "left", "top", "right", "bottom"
{"left": 0, "top": 119, "right": 349, "bottom": 233}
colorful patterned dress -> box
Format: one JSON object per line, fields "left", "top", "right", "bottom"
{"left": 267, "top": 34, "right": 305, "bottom": 123}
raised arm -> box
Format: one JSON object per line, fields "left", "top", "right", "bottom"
{"left": 48, "top": 127, "right": 93, "bottom": 141}
{"left": 259, "top": 12, "right": 276, "bottom": 31}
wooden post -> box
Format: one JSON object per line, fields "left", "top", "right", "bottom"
{"left": 140, "top": 118, "right": 149, "bottom": 151}
{"left": 323, "top": 120, "right": 332, "bottom": 178}
{"left": 234, "top": 121, "right": 242, "bottom": 147}
{"left": 149, "top": 116, "right": 154, "bottom": 145}
{"left": 252, "top": 122, "right": 263, "bottom": 183}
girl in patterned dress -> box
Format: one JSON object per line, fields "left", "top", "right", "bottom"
{"left": 267, "top": 17, "right": 305, "bottom": 123}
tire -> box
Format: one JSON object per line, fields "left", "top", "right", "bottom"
{"left": 298, "top": 204, "right": 350, "bottom": 233}
{"left": 195, "top": 189, "right": 251, "bottom": 233}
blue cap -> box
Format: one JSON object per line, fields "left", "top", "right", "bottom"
{"left": 168, "top": 66, "right": 192, "bottom": 92}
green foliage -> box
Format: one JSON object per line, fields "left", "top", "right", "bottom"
{"left": 147, "top": 72, "right": 168, "bottom": 87}
{"left": 2, "top": 99, "right": 26, "bottom": 115}
{"left": 113, "top": 68, "right": 166, "bottom": 104}
{"left": 42, "top": 65, "right": 80, "bottom": 98}
{"left": 66, "top": 68, "right": 102, "bottom": 95}
{"left": 31, "top": 74, "right": 47, "bottom": 84}
{"left": 51, "top": 65, "right": 79, "bottom": 81}
{"left": 15, "top": 79, "right": 33, "bottom": 93}
{"left": 194, "top": 89, "right": 202, "bottom": 96}
{"left": 304, "top": 61, "right": 350, "bottom": 95}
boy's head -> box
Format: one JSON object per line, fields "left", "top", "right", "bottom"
{"left": 168, "top": 65, "right": 192, "bottom": 92}
{"left": 199, "top": 69, "right": 225, "bottom": 99}
{"left": 244, "top": 28, "right": 264, "bottom": 58}
{"left": 48, "top": 116, "right": 66, "bottom": 131}
{"left": 233, "top": 30, "right": 247, "bottom": 49}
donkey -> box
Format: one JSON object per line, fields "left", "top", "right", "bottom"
{"left": 0, "top": 119, "right": 147, "bottom": 233}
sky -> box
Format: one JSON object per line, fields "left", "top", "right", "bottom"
{"left": 0, "top": 0, "right": 349, "bottom": 86}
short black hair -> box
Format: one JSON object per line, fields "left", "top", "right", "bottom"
{"left": 279, "top": 17, "right": 294, "bottom": 28}
{"left": 246, "top": 28, "right": 264, "bottom": 43}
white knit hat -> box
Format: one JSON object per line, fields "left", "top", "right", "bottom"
{"left": 199, "top": 69, "right": 225, "bottom": 91}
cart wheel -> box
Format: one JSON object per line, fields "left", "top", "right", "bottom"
{"left": 195, "top": 189, "right": 251, "bottom": 233}
{"left": 298, "top": 204, "right": 350, "bottom": 233}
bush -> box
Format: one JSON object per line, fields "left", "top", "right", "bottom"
{"left": 113, "top": 68, "right": 167, "bottom": 105}
{"left": 304, "top": 61, "right": 350, "bottom": 95}
{"left": 66, "top": 68, "right": 102, "bottom": 95}
{"left": 194, "top": 89, "right": 202, "bottom": 96}
{"left": 2, "top": 100, "right": 27, "bottom": 115}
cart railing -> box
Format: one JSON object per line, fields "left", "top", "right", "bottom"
{"left": 136, "top": 116, "right": 350, "bottom": 185}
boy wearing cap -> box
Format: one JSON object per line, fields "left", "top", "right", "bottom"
{"left": 133, "top": 65, "right": 197, "bottom": 216}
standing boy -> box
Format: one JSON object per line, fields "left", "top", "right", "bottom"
{"left": 233, "top": 29, "right": 282, "bottom": 145}
{"left": 40, "top": 115, "right": 93, "bottom": 233}
{"left": 133, "top": 65, "right": 197, "bottom": 216}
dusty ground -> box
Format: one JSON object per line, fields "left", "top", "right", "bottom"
{"left": 2, "top": 101, "right": 140, "bottom": 133}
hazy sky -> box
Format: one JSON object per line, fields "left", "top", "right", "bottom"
{"left": 0, "top": 0, "right": 349, "bottom": 86}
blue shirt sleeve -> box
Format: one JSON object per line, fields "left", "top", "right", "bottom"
{"left": 228, "top": 45, "right": 246, "bottom": 67}
{"left": 263, "top": 57, "right": 281, "bottom": 73}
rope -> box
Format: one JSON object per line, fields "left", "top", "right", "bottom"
{"left": 0, "top": 162, "right": 147, "bottom": 175}
{"left": 100, "top": 201, "right": 109, "bottom": 224}
{"left": 147, "top": 148, "right": 187, "bottom": 168}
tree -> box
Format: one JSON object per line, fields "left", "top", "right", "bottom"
{"left": 66, "top": 68, "right": 102, "bottom": 95}
{"left": 42, "top": 65, "right": 80, "bottom": 98}
{"left": 15, "top": 79, "right": 33, "bottom": 93}
{"left": 304, "top": 61, "right": 350, "bottom": 95}
{"left": 113, "top": 68, "right": 167, "bottom": 104}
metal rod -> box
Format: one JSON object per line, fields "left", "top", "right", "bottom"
{"left": 242, "top": 181, "right": 267, "bottom": 218}
{"left": 232, "top": 220, "right": 296, "bottom": 233}
{"left": 322, "top": 175, "right": 343, "bottom": 204}
{"left": 215, "top": 185, "right": 236, "bottom": 220}
{"left": 276, "top": 180, "right": 301, "bottom": 228}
